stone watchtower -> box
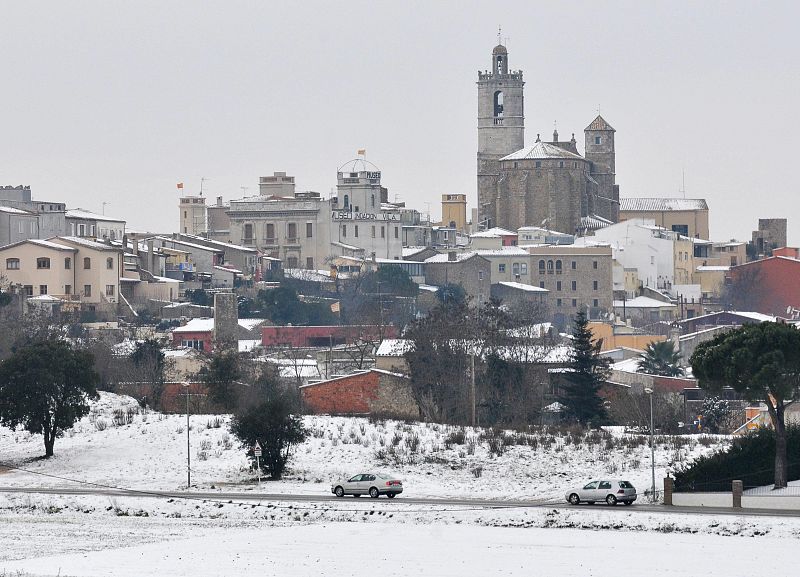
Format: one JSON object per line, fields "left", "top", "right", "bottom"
{"left": 584, "top": 115, "right": 620, "bottom": 222}
{"left": 477, "top": 43, "right": 524, "bottom": 230}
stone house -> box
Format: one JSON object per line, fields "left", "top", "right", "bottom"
{"left": 618, "top": 198, "right": 709, "bottom": 240}
{"left": 423, "top": 252, "right": 491, "bottom": 304}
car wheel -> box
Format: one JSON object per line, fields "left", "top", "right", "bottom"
{"left": 387, "top": 493, "right": 396, "bottom": 499}
{"left": 623, "top": 500, "right": 633, "bottom": 506}
{"left": 606, "top": 494, "right": 617, "bottom": 506}
{"left": 568, "top": 493, "right": 580, "bottom": 505}
{"left": 334, "top": 486, "right": 344, "bottom": 498}
{"left": 369, "top": 487, "right": 380, "bottom": 498}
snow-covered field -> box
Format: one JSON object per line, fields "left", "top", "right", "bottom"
{"left": 0, "top": 393, "right": 724, "bottom": 501}
{"left": 2, "top": 393, "right": 798, "bottom": 575}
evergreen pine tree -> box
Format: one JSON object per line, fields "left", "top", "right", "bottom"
{"left": 558, "top": 310, "right": 611, "bottom": 425}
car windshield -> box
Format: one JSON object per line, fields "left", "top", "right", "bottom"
{"left": 619, "top": 481, "right": 634, "bottom": 489}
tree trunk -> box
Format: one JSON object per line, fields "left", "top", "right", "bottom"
{"left": 774, "top": 404, "right": 788, "bottom": 489}
{"left": 43, "top": 425, "right": 55, "bottom": 458}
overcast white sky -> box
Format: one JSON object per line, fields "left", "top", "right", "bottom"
{"left": 2, "top": 1, "right": 798, "bottom": 243}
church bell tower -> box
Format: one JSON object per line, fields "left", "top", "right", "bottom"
{"left": 477, "top": 40, "right": 524, "bottom": 230}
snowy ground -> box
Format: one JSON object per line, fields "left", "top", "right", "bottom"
{"left": 4, "top": 393, "right": 795, "bottom": 575}
{"left": 0, "top": 393, "right": 726, "bottom": 502}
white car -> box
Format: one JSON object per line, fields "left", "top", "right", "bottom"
{"left": 331, "top": 473, "right": 403, "bottom": 498}
{"left": 565, "top": 479, "right": 637, "bottom": 506}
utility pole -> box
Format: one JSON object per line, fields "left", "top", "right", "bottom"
{"left": 181, "top": 383, "right": 206, "bottom": 489}
{"left": 470, "top": 353, "right": 476, "bottom": 427}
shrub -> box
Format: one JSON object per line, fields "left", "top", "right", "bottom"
{"left": 445, "top": 428, "right": 466, "bottom": 446}
{"left": 674, "top": 427, "right": 799, "bottom": 492}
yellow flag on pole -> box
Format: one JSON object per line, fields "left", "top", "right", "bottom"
{"left": 357, "top": 149, "right": 366, "bottom": 156}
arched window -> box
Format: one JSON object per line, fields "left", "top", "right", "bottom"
{"left": 547, "top": 260, "right": 554, "bottom": 274}
{"left": 538, "top": 259, "right": 545, "bottom": 273}
{"left": 493, "top": 91, "right": 504, "bottom": 117}
{"left": 343, "top": 194, "right": 349, "bottom": 210}
{"left": 555, "top": 260, "right": 563, "bottom": 274}
{"left": 106, "top": 257, "right": 114, "bottom": 270}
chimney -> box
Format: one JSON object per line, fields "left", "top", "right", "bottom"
{"left": 216, "top": 196, "right": 223, "bottom": 207}
{"left": 147, "top": 238, "right": 154, "bottom": 274}
{"left": 448, "top": 251, "right": 457, "bottom": 262}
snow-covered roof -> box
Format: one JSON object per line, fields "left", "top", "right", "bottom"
{"left": 424, "top": 251, "right": 479, "bottom": 263}
{"left": 613, "top": 296, "right": 677, "bottom": 309}
{"left": 696, "top": 265, "right": 730, "bottom": 272}
{"left": 402, "top": 246, "right": 429, "bottom": 257}
{"left": 27, "top": 294, "right": 62, "bottom": 302}
{"left": 172, "top": 318, "right": 215, "bottom": 333}
{"left": 213, "top": 265, "right": 242, "bottom": 274}
{"left": 54, "top": 236, "right": 120, "bottom": 251}
{"left": 418, "top": 284, "right": 440, "bottom": 293}
{"left": 376, "top": 339, "right": 414, "bottom": 357}
{"left": 66, "top": 208, "right": 125, "bottom": 223}
{"left": 238, "top": 318, "right": 268, "bottom": 331}
{"left": 470, "top": 227, "right": 517, "bottom": 238}
{"left": 501, "top": 141, "right": 584, "bottom": 161}
{"left": 0, "top": 238, "right": 76, "bottom": 252}
{"left": 238, "top": 339, "right": 261, "bottom": 353}
{"left": 178, "top": 234, "right": 258, "bottom": 253}
{"left": 496, "top": 281, "right": 548, "bottom": 293}
{"left": 620, "top": 198, "right": 709, "bottom": 212}
{"left": 474, "top": 247, "right": 530, "bottom": 256}
{"left": 0, "top": 206, "right": 32, "bottom": 215}
{"left": 682, "top": 310, "right": 778, "bottom": 324}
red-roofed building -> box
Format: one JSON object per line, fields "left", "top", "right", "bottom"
{"left": 727, "top": 253, "right": 800, "bottom": 316}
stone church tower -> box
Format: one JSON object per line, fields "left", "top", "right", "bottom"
{"left": 477, "top": 43, "right": 524, "bottom": 230}
{"left": 584, "top": 116, "right": 620, "bottom": 223}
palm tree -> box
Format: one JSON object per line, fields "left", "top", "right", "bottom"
{"left": 637, "top": 340, "right": 684, "bottom": 377}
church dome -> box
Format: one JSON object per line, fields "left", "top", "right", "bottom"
{"left": 338, "top": 158, "right": 381, "bottom": 174}
{"left": 492, "top": 44, "right": 508, "bottom": 55}
{"left": 500, "top": 141, "right": 584, "bottom": 161}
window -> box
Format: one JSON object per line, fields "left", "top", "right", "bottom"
{"left": 371, "top": 194, "right": 375, "bottom": 208}
{"left": 371, "top": 226, "right": 376, "bottom": 238}
{"left": 572, "top": 299, "right": 577, "bottom": 307}
{"left": 18, "top": 221, "right": 24, "bottom": 234}
{"left": 520, "top": 263, "right": 528, "bottom": 275}
{"left": 593, "top": 299, "right": 599, "bottom": 308}
{"left": 498, "top": 264, "right": 506, "bottom": 273}
{"left": 184, "top": 211, "right": 187, "bottom": 219}
{"left": 65, "top": 285, "right": 72, "bottom": 295}
{"left": 84, "top": 285, "right": 92, "bottom": 297}
{"left": 493, "top": 90, "right": 504, "bottom": 117}
{"left": 559, "top": 161, "right": 564, "bottom": 168}
{"left": 343, "top": 195, "right": 349, "bottom": 209}
{"left": 479, "top": 270, "right": 484, "bottom": 281}
{"left": 37, "top": 257, "right": 50, "bottom": 269}
{"left": 266, "top": 223, "right": 275, "bottom": 240}
{"left": 571, "top": 280, "right": 577, "bottom": 291}
{"left": 381, "top": 226, "right": 385, "bottom": 238}
{"left": 556, "top": 281, "right": 562, "bottom": 291}
{"left": 6, "top": 258, "right": 19, "bottom": 270}
{"left": 182, "top": 339, "right": 205, "bottom": 351}
{"left": 64, "top": 257, "right": 71, "bottom": 269}
{"left": 547, "top": 260, "right": 554, "bottom": 273}
{"left": 394, "top": 227, "right": 399, "bottom": 239}
{"left": 342, "top": 225, "right": 347, "bottom": 237}
{"left": 244, "top": 223, "right": 254, "bottom": 241}
{"left": 78, "top": 224, "right": 86, "bottom": 236}
{"left": 556, "top": 298, "right": 562, "bottom": 307}
{"left": 593, "top": 260, "right": 598, "bottom": 270}
{"left": 23, "top": 285, "right": 33, "bottom": 296}
{"left": 595, "top": 136, "right": 601, "bottom": 145}
{"left": 538, "top": 260, "right": 545, "bottom": 274}
{"left": 286, "top": 256, "right": 298, "bottom": 268}
{"left": 105, "top": 285, "right": 115, "bottom": 297}
{"left": 539, "top": 281, "right": 545, "bottom": 289}
{"left": 354, "top": 225, "right": 359, "bottom": 238}
{"left": 287, "top": 222, "right": 297, "bottom": 240}
{"left": 106, "top": 257, "right": 114, "bottom": 270}
{"left": 83, "top": 257, "right": 91, "bottom": 269}
{"left": 593, "top": 280, "right": 598, "bottom": 290}
{"left": 571, "top": 260, "right": 576, "bottom": 270}
{"left": 535, "top": 161, "right": 541, "bottom": 168}
{"left": 39, "top": 285, "right": 47, "bottom": 295}
{"left": 555, "top": 260, "right": 562, "bottom": 274}
{"left": 512, "top": 263, "right": 520, "bottom": 275}
{"left": 306, "top": 257, "right": 314, "bottom": 269}
{"left": 306, "top": 222, "right": 313, "bottom": 238}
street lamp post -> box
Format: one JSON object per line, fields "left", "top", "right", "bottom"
{"left": 182, "top": 382, "right": 191, "bottom": 489}
{"left": 644, "top": 387, "right": 656, "bottom": 503}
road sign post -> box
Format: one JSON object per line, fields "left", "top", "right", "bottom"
{"left": 254, "top": 442, "right": 262, "bottom": 486}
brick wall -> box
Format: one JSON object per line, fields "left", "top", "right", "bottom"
{"left": 301, "top": 370, "right": 418, "bottom": 418}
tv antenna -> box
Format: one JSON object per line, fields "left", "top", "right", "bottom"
{"left": 679, "top": 170, "right": 686, "bottom": 199}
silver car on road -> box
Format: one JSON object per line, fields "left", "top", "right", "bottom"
{"left": 565, "top": 479, "right": 637, "bottom": 505}
{"left": 331, "top": 473, "right": 403, "bottom": 498}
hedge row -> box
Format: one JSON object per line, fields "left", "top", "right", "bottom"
{"left": 673, "top": 426, "right": 800, "bottom": 492}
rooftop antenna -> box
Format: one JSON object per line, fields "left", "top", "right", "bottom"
{"left": 102, "top": 202, "right": 108, "bottom": 215}
{"left": 240, "top": 186, "right": 249, "bottom": 197}
{"left": 200, "top": 177, "right": 209, "bottom": 196}
{"left": 679, "top": 170, "right": 686, "bottom": 199}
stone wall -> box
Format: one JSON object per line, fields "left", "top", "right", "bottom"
{"left": 300, "top": 370, "right": 418, "bottom": 418}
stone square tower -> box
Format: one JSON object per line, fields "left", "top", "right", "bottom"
{"left": 584, "top": 116, "right": 620, "bottom": 222}
{"left": 477, "top": 43, "right": 524, "bottom": 230}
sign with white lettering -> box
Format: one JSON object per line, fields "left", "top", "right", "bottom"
{"left": 332, "top": 212, "right": 400, "bottom": 222}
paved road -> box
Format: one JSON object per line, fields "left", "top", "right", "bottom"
{"left": 1, "top": 485, "right": 798, "bottom": 518}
